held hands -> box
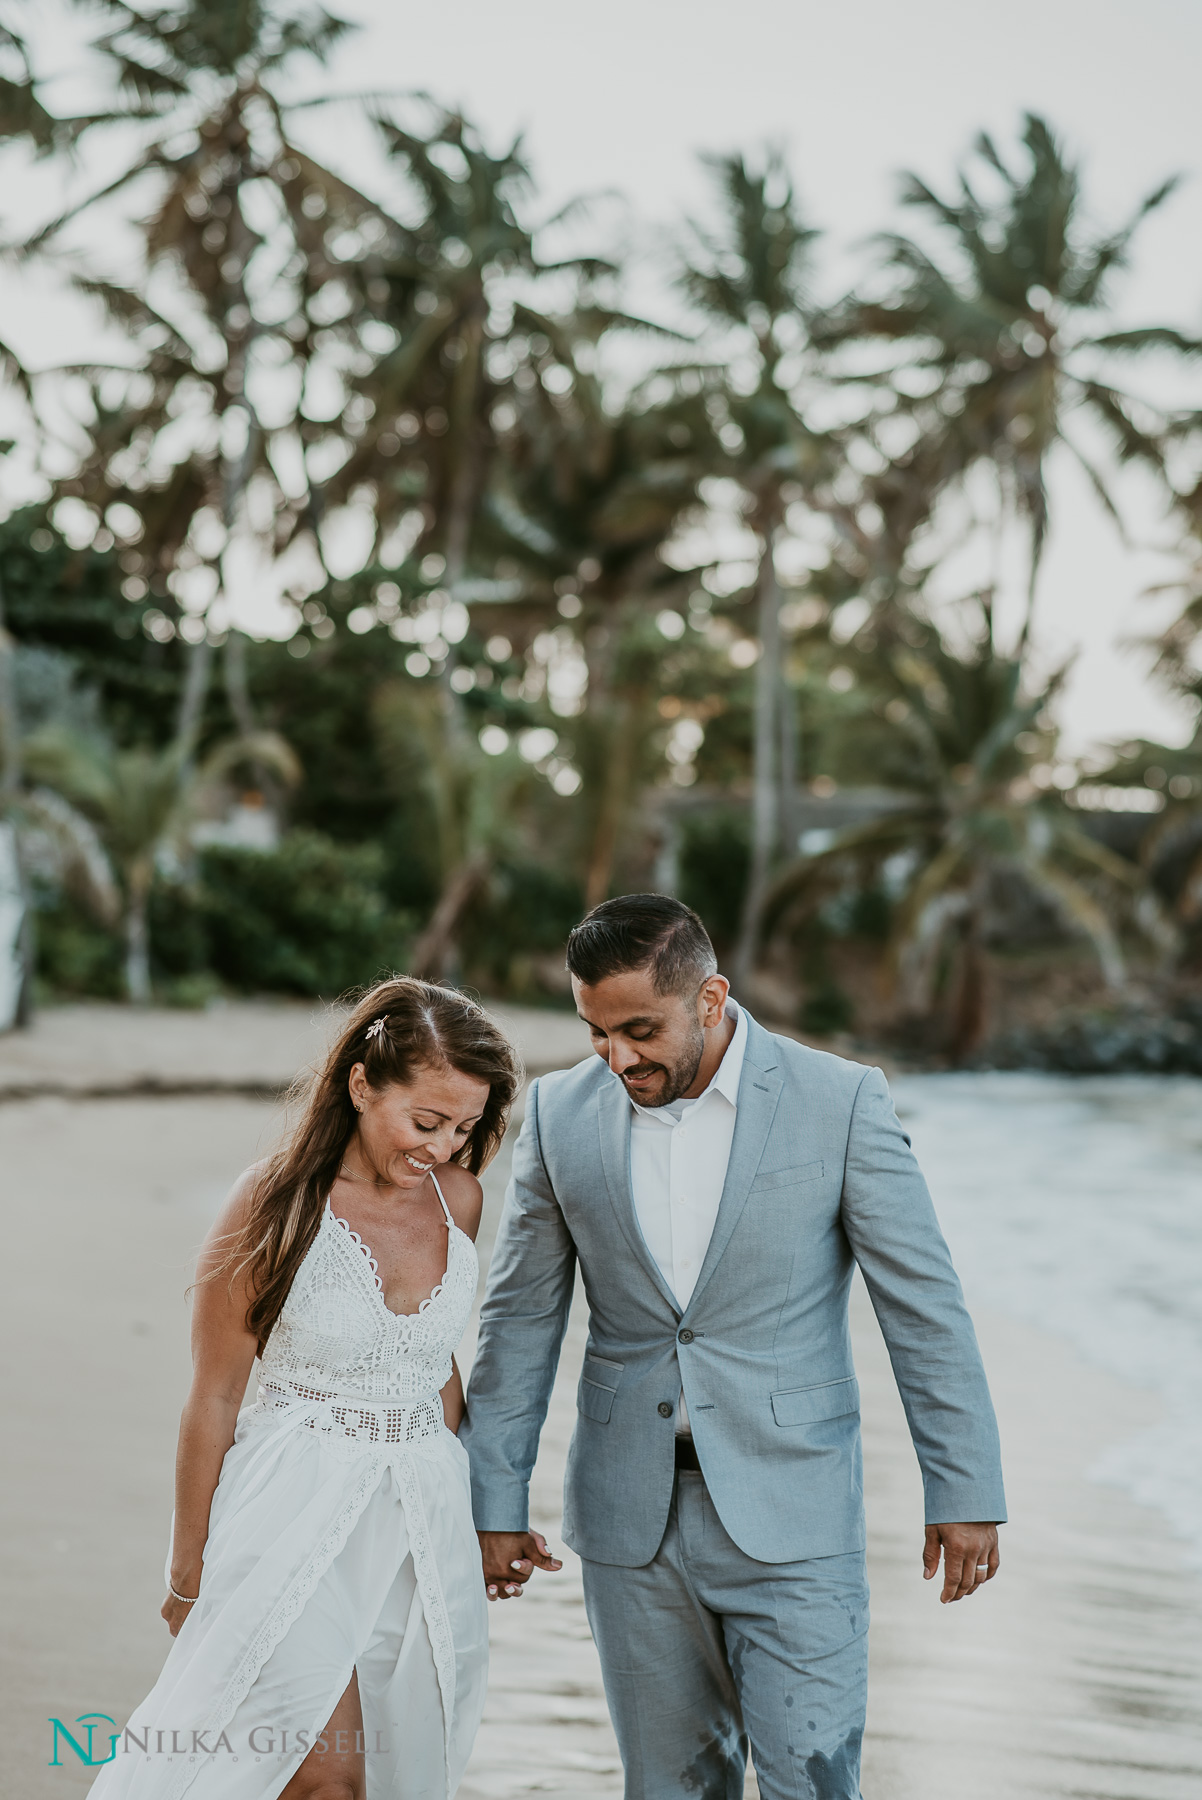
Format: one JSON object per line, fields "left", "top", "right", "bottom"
{"left": 923, "top": 1522, "right": 1000, "bottom": 1603}
{"left": 478, "top": 1530, "right": 563, "bottom": 1600}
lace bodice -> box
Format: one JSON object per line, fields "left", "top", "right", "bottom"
{"left": 253, "top": 1178, "right": 478, "bottom": 1451}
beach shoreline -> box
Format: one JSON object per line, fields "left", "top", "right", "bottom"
{"left": 2, "top": 1005, "right": 1199, "bottom": 1797}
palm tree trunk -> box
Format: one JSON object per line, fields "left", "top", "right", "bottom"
{"left": 443, "top": 310, "right": 486, "bottom": 595}
{"left": 175, "top": 636, "right": 214, "bottom": 759}
{"left": 948, "top": 912, "right": 988, "bottom": 1062}
{"left": 124, "top": 873, "right": 153, "bottom": 1006}
{"left": 584, "top": 693, "right": 638, "bottom": 913}
{"left": 224, "top": 630, "right": 256, "bottom": 738}
{"left": 411, "top": 312, "right": 495, "bottom": 977}
{"left": 409, "top": 848, "right": 491, "bottom": 982}
{"left": 0, "top": 573, "right": 32, "bottom": 1027}
{"left": 778, "top": 653, "right": 799, "bottom": 852}
{"left": 732, "top": 541, "right": 782, "bottom": 990}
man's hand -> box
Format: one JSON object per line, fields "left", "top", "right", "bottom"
{"left": 923, "top": 1522, "right": 1000, "bottom": 1603}
{"left": 478, "top": 1530, "right": 563, "bottom": 1601}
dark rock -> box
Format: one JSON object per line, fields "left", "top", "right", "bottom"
{"left": 979, "top": 998, "right": 1202, "bottom": 1075}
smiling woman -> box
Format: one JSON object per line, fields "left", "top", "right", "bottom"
{"left": 221, "top": 981, "right": 519, "bottom": 1346}
{"left": 83, "top": 977, "right": 521, "bottom": 1800}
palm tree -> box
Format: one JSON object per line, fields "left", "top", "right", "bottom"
{"left": 22, "top": 0, "right": 376, "bottom": 747}
{"left": 763, "top": 594, "right": 1174, "bottom": 1058}
{"left": 1094, "top": 733, "right": 1202, "bottom": 940}
{"left": 0, "top": 6, "right": 74, "bottom": 151}
{"left": 677, "top": 150, "right": 833, "bottom": 987}
{"left": 23, "top": 726, "right": 298, "bottom": 1000}
{"left": 333, "top": 109, "right": 542, "bottom": 590}
{"left": 484, "top": 306, "right": 710, "bottom": 908}
{"left": 370, "top": 676, "right": 536, "bottom": 980}
{"left": 816, "top": 114, "right": 1202, "bottom": 641}
{"left": 1089, "top": 493, "right": 1202, "bottom": 953}
{"left": 323, "top": 110, "right": 602, "bottom": 968}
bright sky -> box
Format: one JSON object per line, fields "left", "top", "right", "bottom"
{"left": 5, "top": 0, "right": 1202, "bottom": 756}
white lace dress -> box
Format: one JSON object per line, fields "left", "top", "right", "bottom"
{"left": 89, "top": 1177, "right": 487, "bottom": 1800}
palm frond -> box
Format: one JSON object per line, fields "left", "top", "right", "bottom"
{"left": 1021, "top": 856, "right": 1125, "bottom": 988}
{"left": 1085, "top": 326, "right": 1202, "bottom": 357}
{"left": 20, "top": 787, "right": 119, "bottom": 923}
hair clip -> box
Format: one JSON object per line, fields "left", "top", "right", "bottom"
{"left": 365, "top": 1016, "right": 387, "bottom": 1041}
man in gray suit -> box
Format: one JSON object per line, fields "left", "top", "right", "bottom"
{"left": 462, "top": 894, "right": 1005, "bottom": 1799}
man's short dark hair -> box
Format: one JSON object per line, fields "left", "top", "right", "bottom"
{"left": 566, "top": 894, "right": 717, "bottom": 997}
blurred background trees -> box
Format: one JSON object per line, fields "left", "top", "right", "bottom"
{"left": 1, "top": 2, "right": 1200, "bottom": 1063}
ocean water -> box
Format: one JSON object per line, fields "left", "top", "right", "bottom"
{"left": 894, "top": 1073, "right": 1202, "bottom": 1560}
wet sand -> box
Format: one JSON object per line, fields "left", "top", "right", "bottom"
{"left": 2, "top": 1006, "right": 1200, "bottom": 1797}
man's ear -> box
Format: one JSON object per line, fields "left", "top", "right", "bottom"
{"left": 699, "top": 975, "right": 730, "bottom": 1028}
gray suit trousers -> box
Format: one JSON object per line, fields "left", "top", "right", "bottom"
{"left": 581, "top": 1471, "right": 868, "bottom": 1800}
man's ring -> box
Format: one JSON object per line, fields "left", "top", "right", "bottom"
{"left": 975, "top": 1563, "right": 989, "bottom": 1572}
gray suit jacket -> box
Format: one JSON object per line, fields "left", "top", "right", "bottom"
{"left": 462, "top": 1015, "right": 1006, "bottom": 1566}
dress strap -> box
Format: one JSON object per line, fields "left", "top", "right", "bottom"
{"left": 430, "top": 1170, "right": 455, "bottom": 1228}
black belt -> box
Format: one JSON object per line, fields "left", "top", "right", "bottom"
{"left": 674, "top": 1435, "right": 702, "bottom": 1474}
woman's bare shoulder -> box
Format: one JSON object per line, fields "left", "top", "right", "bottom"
{"left": 204, "top": 1159, "right": 270, "bottom": 1250}
{"left": 435, "top": 1162, "right": 484, "bottom": 1240}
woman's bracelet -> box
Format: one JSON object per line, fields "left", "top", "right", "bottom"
{"left": 169, "top": 1583, "right": 200, "bottom": 1605}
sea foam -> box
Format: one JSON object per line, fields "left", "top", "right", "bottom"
{"left": 892, "top": 1072, "right": 1202, "bottom": 1561}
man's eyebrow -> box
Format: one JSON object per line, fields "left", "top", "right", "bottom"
{"left": 577, "top": 1013, "right": 661, "bottom": 1033}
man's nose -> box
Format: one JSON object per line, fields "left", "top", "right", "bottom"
{"left": 607, "top": 1038, "right": 642, "bottom": 1075}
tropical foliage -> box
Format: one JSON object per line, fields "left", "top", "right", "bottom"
{"left": 1, "top": 3, "right": 1200, "bottom": 1058}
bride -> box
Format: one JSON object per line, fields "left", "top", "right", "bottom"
{"left": 89, "top": 977, "right": 523, "bottom": 1800}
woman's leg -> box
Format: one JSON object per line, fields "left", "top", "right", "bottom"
{"left": 280, "top": 1670, "right": 365, "bottom": 1800}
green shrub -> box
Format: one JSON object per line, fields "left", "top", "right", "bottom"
{"left": 678, "top": 810, "right": 750, "bottom": 952}
{"left": 33, "top": 897, "right": 124, "bottom": 999}
{"left": 460, "top": 859, "right": 584, "bottom": 997}
{"left": 191, "top": 830, "right": 413, "bottom": 996}
{"left": 800, "top": 980, "right": 855, "bottom": 1036}
{"left": 36, "top": 830, "right": 415, "bottom": 1001}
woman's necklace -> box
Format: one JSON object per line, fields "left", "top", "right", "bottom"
{"left": 337, "top": 1163, "right": 391, "bottom": 1188}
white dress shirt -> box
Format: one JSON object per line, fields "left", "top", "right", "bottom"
{"left": 626, "top": 1003, "right": 747, "bottom": 1433}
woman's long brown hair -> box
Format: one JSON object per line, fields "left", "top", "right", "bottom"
{"left": 217, "top": 977, "right": 522, "bottom": 1349}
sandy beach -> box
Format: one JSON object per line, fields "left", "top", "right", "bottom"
{"left": 3, "top": 1003, "right": 1200, "bottom": 1797}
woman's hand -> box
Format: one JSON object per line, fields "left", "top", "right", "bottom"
{"left": 477, "top": 1530, "right": 562, "bottom": 1599}
{"left": 161, "top": 1590, "right": 197, "bottom": 1637}
{"left": 163, "top": 1174, "right": 259, "bottom": 1641}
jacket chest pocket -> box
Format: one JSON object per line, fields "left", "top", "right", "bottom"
{"left": 578, "top": 1353, "right": 624, "bottom": 1424}
{"left": 771, "top": 1375, "right": 859, "bottom": 1427}
{"left": 752, "top": 1159, "right": 824, "bottom": 1193}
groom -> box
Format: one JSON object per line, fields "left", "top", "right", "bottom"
{"left": 462, "top": 894, "right": 1005, "bottom": 1799}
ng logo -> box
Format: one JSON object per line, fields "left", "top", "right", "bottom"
{"left": 49, "top": 1713, "right": 119, "bottom": 1767}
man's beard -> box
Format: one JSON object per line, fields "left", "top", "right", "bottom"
{"left": 620, "top": 1021, "right": 706, "bottom": 1107}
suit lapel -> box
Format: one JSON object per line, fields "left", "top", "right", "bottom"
{"left": 595, "top": 1076, "right": 681, "bottom": 1316}
{"left": 683, "top": 1021, "right": 782, "bottom": 1314}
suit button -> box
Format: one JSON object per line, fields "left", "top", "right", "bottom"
{"left": 678, "top": 1328, "right": 694, "bottom": 1344}
{"left": 657, "top": 1402, "right": 673, "bottom": 1418}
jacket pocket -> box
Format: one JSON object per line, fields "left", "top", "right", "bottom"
{"left": 753, "top": 1160, "right": 824, "bottom": 1192}
{"left": 771, "top": 1375, "right": 859, "bottom": 1427}
{"left": 579, "top": 1379, "right": 617, "bottom": 1423}
{"left": 578, "top": 1353, "right": 624, "bottom": 1424}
